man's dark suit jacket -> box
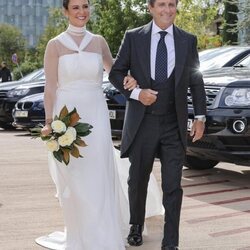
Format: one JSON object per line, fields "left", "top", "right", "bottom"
{"left": 109, "top": 21, "right": 206, "bottom": 158}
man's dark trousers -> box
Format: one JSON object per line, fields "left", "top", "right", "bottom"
{"left": 127, "top": 73, "right": 185, "bottom": 247}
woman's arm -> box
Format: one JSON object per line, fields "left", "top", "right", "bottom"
{"left": 42, "top": 39, "right": 59, "bottom": 135}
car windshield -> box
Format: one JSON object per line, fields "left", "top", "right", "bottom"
{"left": 19, "top": 68, "right": 44, "bottom": 82}
{"left": 199, "top": 47, "right": 249, "bottom": 71}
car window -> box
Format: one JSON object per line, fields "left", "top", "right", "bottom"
{"left": 199, "top": 47, "right": 249, "bottom": 71}
{"left": 235, "top": 54, "right": 250, "bottom": 67}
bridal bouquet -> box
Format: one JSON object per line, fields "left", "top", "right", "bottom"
{"left": 30, "top": 105, "right": 93, "bottom": 166}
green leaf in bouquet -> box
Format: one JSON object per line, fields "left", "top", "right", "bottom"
{"left": 53, "top": 150, "right": 63, "bottom": 163}
{"left": 74, "top": 123, "right": 93, "bottom": 137}
{"left": 75, "top": 137, "right": 87, "bottom": 147}
{"left": 77, "top": 130, "right": 92, "bottom": 137}
{"left": 40, "top": 135, "right": 52, "bottom": 141}
{"left": 62, "top": 115, "right": 71, "bottom": 127}
{"left": 29, "top": 126, "right": 43, "bottom": 138}
{"left": 54, "top": 115, "right": 59, "bottom": 121}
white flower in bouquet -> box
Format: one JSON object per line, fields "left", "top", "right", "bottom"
{"left": 66, "top": 127, "right": 77, "bottom": 140}
{"left": 58, "top": 132, "right": 75, "bottom": 147}
{"left": 46, "top": 139, "right": 60, "bottom": 152}
{"left": 51, "top": 120, "right": 67, "bottom": 133}
{"left": 30, "top": 105, "right": 93, "bottom": 165}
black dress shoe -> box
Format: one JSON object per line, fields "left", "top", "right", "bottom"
{"left": 127, "top": 224, "right": 143, "bottom": 246}
{"left": 161, "top": 246, "right": 179, "bottom": 250}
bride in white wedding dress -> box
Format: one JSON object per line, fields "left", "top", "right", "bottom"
{"left": 36, "top": 0, "right": 162, "bottom": 249}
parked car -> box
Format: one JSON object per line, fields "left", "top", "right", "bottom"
{"left": 0, "top": 81, "right": 44, "bottom": 128}
{"left": 12, "top": 92, "right": 45, "bottom": 129}
{"left": 106, "top": 50, "right": 250, "bottom": 170}
{"left": 0, "top": 68, "right": 44, "bottom": 128}
{"left": 12, "top": 72, "right": 112, "bottom": 129}
{"left": 186, "top": 53, "right": 250, "bottom": 169}
{"left": 106, "top": 46, "right": 250, "bottom": 138}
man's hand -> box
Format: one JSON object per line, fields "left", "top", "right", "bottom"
{"left": 123, "top": 75, "right": 138, "bottom": 91}
{"left": 190, "top": 120, "right": 205, "bottom": 142}
{"left": 138, "top": 89, "right": 158, "bottom": 106}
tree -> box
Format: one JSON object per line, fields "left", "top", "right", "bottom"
{"left": 34, "top": 8, "right": 68, "bottom": 67}
{"left": 175, "top": 0, "right": 222, "bottom": 49}
{"left": 90, "top": 0, "right": 222, "bottom": 53}
{"left": 0, "top": 24, "right": 26, "bottom": 70}
{"left": 230, "top": 0, "right": 250, "bottom": 44}
{"left": 90, "top": 0, "right": 151, "bottom": 56}
{"left": 222, "top": 0, "right": 238, "bottom": 45}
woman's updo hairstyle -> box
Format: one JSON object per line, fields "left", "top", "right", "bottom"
{"left": 63, "top": 0, "right": 69, "bottom": 9}
{"left": 63, "top": 0, "right": 90, "bottom": 10}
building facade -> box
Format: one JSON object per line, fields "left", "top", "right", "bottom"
{"left": 0, "top": 0, "right": 61, "bottom": 47}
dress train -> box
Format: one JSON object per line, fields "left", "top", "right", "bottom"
{"left": 35, "top": 148, "right": 163, "bottom": 250}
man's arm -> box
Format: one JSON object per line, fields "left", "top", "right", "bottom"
{"left": 109, "top": 31, "right": 133, "bottom": 99}
{"left": 189, "top": 36, "right": 206, "bottom": 116}
{"left": 188, "top": 36, "right": 207, "bottom": 142}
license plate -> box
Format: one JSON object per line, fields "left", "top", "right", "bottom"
{"left": 187, "top": 119, "right": 193, "bottom": 131}
{"left": 109, "top": 110, "right": 116, "bottom": 119}
{"left": 15, "top": 110, "right": 28, "bottom": 117}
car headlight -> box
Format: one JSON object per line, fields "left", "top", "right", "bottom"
{"left": 33, "top": 101, "right": 44, "bottom": 110}
{"left": 7, "top": 89, "right": 30, "bottom": 97}
{"left": 219, "top": 88, "right": 250, "bottom": 107}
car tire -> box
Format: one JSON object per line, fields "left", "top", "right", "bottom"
{"left": 184, "top": 155, "right": 218, "bottom": 170}
{"left": 0, "top": 122, "right": 15, "bottom": 130}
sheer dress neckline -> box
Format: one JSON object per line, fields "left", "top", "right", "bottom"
{"left": 66, "top": 24, "right": 86, "bottom": 37}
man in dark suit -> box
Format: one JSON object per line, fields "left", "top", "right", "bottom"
{"left": 109, "top": 0, "right": 206, "bottom": 249}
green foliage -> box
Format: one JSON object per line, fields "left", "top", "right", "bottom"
{"left": 222, "top": 0, "right": 238, "bottom": 45}
{"left": 0, "top": 23, "right": 26, "bottom": 70}
{"left": 89, "top": 0, "right": 151, "bottom": 56}
{"left": 35, "top": 8, "right": 68, "bottom": 66}
{"left": 12, "top": 60, "right": 39, "bottom": 80}
{"left": 227, "top": 0, "right": 250, "bottom": 44}
{"left": 175, "top": 0, "right": 222, "bottom": 49}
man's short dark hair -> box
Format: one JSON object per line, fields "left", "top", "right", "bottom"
{"left": 148, "top": 0, "right": 179, "bottom": 7}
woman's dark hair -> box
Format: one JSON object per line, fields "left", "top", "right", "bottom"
{"left": 148, "top": 0, "right": 178, "bottom": 7}
{"left": 63, "top": 0, "right": 90, "bottom": 10}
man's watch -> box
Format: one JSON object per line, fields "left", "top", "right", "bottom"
{"left": 194, "top": 116, "right": 206, "bottom": 123}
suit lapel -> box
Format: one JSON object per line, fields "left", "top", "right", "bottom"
{"left": 137, "top": 22, "right": 152, "bottom": 87}
{"left": 174, "top": 26, "right": 188, "bottom": 87}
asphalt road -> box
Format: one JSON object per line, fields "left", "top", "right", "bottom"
{"left": 1, "top": 129, "right": 250, "bottom": 250}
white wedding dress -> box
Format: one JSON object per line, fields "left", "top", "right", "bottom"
{"left": 36, "top": 29, "right": 163, "bottom": 250}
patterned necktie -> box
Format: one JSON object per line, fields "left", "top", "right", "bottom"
{"left": 155, "top": 31, "right": 168, "bottom": 83}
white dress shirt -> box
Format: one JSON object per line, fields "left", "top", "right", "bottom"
{"left": 130, "top": 21, "right": 175, "bottom": 100}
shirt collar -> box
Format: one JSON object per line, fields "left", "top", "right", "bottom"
{"left": 152, "top": 21, "right": 174, "bottom": 37}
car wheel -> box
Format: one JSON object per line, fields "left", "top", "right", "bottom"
{"left": 0, "top": 122, "right": 15, "bottom": 130}
{"left": 184, "top": 155, "right": 218, "bottom": 170}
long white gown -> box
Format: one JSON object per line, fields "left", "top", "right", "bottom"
{"left": 36, "top": 30, "right": 163, "bottom": 250}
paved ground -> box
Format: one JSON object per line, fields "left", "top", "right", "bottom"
{"left": 1, "top": 130, "right": 250, "bottom": 250}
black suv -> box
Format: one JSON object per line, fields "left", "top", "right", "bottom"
{"left": 106, "top": 54, "right": 250, "bottom": 169}
{"left": 186, "top": 55, "right": 250, "bottom": 169}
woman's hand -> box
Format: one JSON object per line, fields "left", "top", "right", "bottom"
{"left": 41, "top": 124, "right": 52, "bottom": 137}
{"left": 123, "top": 75, "right": 138, "bottom": 91}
